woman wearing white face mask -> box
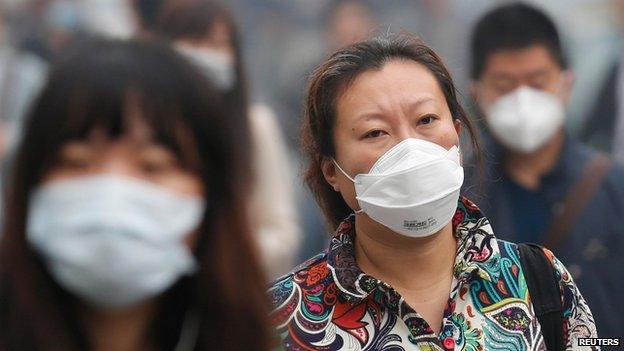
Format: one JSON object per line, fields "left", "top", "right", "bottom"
{"left": 268, "top": 35, "right": 597, "bottom": 350}
{"left": 134, "top": 0, "right": 302, "bottom": 281}
{"left": 0, "top": 39, "right": 273, "bottom": 351}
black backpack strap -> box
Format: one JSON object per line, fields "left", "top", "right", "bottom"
{"left": 517, "top": 243, "right": 565, "bottom": 351}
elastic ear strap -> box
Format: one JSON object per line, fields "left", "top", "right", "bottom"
{"left": 331, "top": 158, "right": 363, "bottom": 214}
{"left": 331, "top": 158, "right": 355, "bottom": 183}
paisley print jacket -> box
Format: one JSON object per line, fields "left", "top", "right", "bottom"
{"left": 268, "top": 197, "right": 598, "bottom": 350}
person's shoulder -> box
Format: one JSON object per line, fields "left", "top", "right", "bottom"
{"left": 507, "top": 242, "right": 588, "bottom": 310}
{"left": 492, "top": 237, "right": 521, "bottom": 259}
{"left": 539, "top": 248, "right": 599, "bottom": 341}
{"left": 496, "top": 240, "right": 561, "bottom": 276}
{"left": 248, "top": 103, "right": 284, "bottom": 139}
{"left": 502, "top": 241, "right": 565, "bottom": 277}
{"left": 536, "top": 247, "right": 575, "bottom": 289}
{"left": 589, "top": 149, "right": 624, "bottom": 207}
{"left": 573, "top": 142, "right": 624, "bottom": 190}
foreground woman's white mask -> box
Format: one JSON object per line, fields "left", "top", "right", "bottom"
{"left": 333, "top": 138, "right": 464, "bottom": 238}
{"left": 27, "top": 175, "right": 205, "bottom": 309}
{"left": 484, "top": 86, "right": 564, "bottom": 153}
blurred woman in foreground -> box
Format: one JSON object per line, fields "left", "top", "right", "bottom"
{"left": 0, "top": 39, "right": 271, "bottom": 351}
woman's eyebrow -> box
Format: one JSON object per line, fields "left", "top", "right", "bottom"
{"left": 405, "top": 96, "right": 436, "bottom": 111}
{"left": 353, "top": 112, "right": 385, "bottom": 124}
{"left": 353, "top": 96, "right": 436, "bottom": 122}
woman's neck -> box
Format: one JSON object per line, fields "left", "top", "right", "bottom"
{"left": 353, "top": 214, "right": 457, "bottom": 293}
{"left": 82, "top": 300, "right": 158, "bottom": 351}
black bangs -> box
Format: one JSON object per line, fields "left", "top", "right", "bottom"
{"left": 23, "top": 39, "right": 214, "bottom": 177}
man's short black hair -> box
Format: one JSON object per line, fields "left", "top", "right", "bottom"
{"left": 470, "top": 2, "right": 567, "bottom": 79}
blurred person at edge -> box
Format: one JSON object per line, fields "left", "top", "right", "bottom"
{"left": 0, "top": 39, "right": 272, "bottom": 351}
{"left": 464, "top": 2, "right": 624, "bottom": 337}
{"left": 278, "top": 0, "right": 378, "bottom": 148}
{"left": 325, "top": 0, "right": 378, "bottom": 52}
{"left": 14, "top": 0, "right": 90, "bottom": 62}
{"left": 131, "top": 0, "right": 302, "bottom": 280}
{"left": 268, "top": 33, "right": 596, "bottom": 350}
{"left": 581, "top": 0, "right": 624, "bottom": 165}
{"left": 0, "top": 3, "right": 46, "bottom": 150}
{"left": 41, "top": 0, "right": 86, "bottom": 59}
{"left": 0, "top": 2, "right": 47, "bottom": 224}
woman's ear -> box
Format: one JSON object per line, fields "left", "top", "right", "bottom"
{"left": 321, "top": 157, "right": 340, "bottom": 192}
{"left": 454, "top": 118, "right": 463, "bottom": 136}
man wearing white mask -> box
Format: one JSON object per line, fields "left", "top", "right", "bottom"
{"left": 466, "top": 2, "right": 624, "bottom": 338}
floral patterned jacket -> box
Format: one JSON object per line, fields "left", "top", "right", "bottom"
{"left": 268, "top": 197, "right": 598, "bottom": 350}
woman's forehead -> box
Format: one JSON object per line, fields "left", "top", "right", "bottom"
{"left": 345, "top": 60, "right": 440, "bottom": 98}
{"left": 336, "top": 60, "right": 446, "bottom": 120}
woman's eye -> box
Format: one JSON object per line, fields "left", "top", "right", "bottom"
{"left": 53, "top": 142, "right": 94, "bottom": 171}
{"left": 139, "top": 146, "right": 181, "bottom": 175}
{"left": 58, "top": 157, "right": 91, "bottom": 170}
{"left": 141, "top": 161, "right": 172, "bottom": 175}
{"left": 364, "top": 130, "right": 387, "bottom": 139}
{"left": 419, "top": 115, "right": 437, "bottom": 125}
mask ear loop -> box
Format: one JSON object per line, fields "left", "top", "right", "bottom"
{"left": 331, "top": 158, "right": 364, "bottom": 214}
{"left": 448, "top": 144, "right": 462, "bottom": 166}
{"left": 331, "top": 158, "right": 355, "bottom": 182}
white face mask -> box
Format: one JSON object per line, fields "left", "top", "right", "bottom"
{"left": 484, "top": 86, "right": 564, "bottom": 153}
{"left": 27, "top": 175, "right": 205, "bottom": 309}
{"left": 176, "top": 45, "right": 235, "bottom": 91}
{"left": 333, "top": 138, "right": 464, "bottom": 238}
